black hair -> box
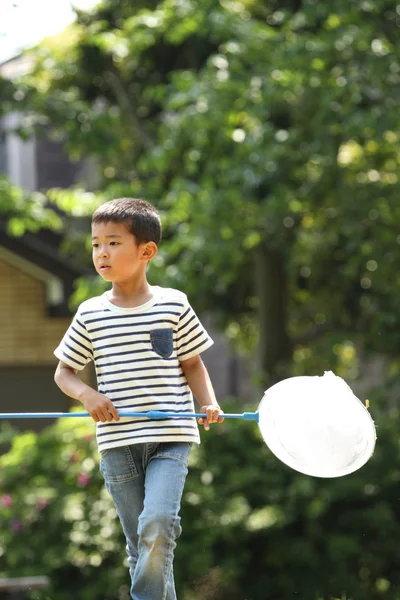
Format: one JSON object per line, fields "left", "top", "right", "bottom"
{"left": 92, "top": 198, "right": 162, "bottom": 245}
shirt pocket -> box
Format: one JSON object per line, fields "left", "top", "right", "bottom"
{"left": 150, "top": 328, "right": 174, "bottom": 358}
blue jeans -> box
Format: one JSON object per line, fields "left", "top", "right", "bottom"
{"left": 99, "top": 442, "right": 192, "bottom": 600}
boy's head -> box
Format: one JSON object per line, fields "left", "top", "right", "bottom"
{"left": 92, "top": 198, "right": 162, "bottom": 246}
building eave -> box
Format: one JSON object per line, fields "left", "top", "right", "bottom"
{"left": 0, "top": 220, "right": 93, "bottom": 316}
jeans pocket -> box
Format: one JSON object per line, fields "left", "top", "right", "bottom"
{"left": 150, "top": 328, "right": 174, "bottom": 358}
{"left": 100, "top": 446, "right": 138, "bottom": 483}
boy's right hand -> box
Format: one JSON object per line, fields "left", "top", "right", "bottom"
{"left": 82, "top": 391, "right": 120, "bottom": 423}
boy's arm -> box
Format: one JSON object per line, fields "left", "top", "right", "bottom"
{"left": 54, "top": 361, "right": 120, "bottom": 423}
{"left": 180, "top": 355, "right": 223, "bottom": 430}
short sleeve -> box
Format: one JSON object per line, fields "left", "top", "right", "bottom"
{"left": 54, "top": 309, "right": 93, "bottom": 370}
{"left": 176, "top": 301, "right": 213, "bottom": 361}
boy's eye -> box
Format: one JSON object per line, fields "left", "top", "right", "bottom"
{"left": 91, "top": 241, "right": 119, "bottom": 248}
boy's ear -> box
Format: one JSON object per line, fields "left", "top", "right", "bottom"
{"left": 141, "top": 242, "right": 158, "bottom": 261}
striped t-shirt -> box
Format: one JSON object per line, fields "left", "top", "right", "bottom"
{"left": 54, "top": 286, "right": 213, "bottom": 452}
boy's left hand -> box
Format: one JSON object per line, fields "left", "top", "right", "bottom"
{"left": 198, "top": 405, "right": 224, "bottom": 431}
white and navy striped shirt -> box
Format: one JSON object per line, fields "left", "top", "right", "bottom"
{"left": 54, "top": 286, "right": 213, "bottom": 452}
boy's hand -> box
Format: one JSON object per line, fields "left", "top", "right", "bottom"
{"left": 82, "top": 391, "right": 120, "bottom": 423}
{"left": 198, "top": 405, "right": 224, "bottom": 431}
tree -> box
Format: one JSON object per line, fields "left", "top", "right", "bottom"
{"left": 5, "top": 0, "right": 398, "bottom": 386}
{"left": 0, "top": 175, "right": 63, "bottom": 234}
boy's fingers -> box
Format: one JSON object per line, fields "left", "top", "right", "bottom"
{"left": 95, "top": 401, "right": 119, "bottom": 422}
{"left": 197, "top": 417, "right": 210, "bottom": 431}
{"left": 198, "top": 406, "right": 222, "bottom": 429}
{"left": 206, "top": 407, "right": 221, "bottom": 423}
{"left": 108, "top": 404, "right": 120, "bottom": 421}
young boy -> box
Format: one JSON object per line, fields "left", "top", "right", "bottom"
{"left": 54, "top": 198, "right": 223, "bottom": 600}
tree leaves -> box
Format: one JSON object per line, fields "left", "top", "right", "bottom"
{"left": 2, "top": 0, "right": 400, "bottom": 378}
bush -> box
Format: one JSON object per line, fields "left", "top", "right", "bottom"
{"left": 0, "top": 417, "right": 127, "bottom": 600}
{"left": 1, "top": 400, "right": 400, "bottom": 600}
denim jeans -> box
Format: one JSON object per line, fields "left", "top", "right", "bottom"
{"left": 99, "top": 441, "right": 192, "bottom": 600}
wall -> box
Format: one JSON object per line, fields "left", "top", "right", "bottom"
{"left": 0, "top": 257, "right": 93, "bottom": 436}
{"left": 0, "top": 258, "right": 70, "bottom": 366}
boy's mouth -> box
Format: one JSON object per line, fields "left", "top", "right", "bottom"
{"left": 99, "top": 265, "right": 111, "bottom": 271}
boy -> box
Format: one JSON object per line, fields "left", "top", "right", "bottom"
{"left": 54, "top": 198, "right": 223, "bottom": 600}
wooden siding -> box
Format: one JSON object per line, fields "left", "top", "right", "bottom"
{"left": 0, "top": 257, "right": 93, "bottom": 385}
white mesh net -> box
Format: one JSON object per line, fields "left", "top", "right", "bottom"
{"left": 258, "top": 371, "right": 376, "bottom": 478}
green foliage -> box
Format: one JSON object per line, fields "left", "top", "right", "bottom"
{"left": 182, "top": 405, "right": 400, "bottom": 600}
{"left": 5, "top": 0, "right": 399, "bottom": 380}
{"left": 1, "top": 399, "right": 400, "bottom": 600}
{"left": 0, "top": 75, "right": 16, "bottom": 118}
{"left": 0, "top": 175, "right": 63, "bottom": 235}
{"left": 0, "top": 418, "right": 128, "bottom": 600}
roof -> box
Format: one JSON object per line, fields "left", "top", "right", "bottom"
{"left": 0, "top": 218, "right": 93, "bottom": 316}
{"left": 0, "top": 53, "right": 35, "bottom": 80}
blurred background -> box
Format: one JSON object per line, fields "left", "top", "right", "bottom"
{"left": 0, "top": 0, "right": 399, "bottom": 598}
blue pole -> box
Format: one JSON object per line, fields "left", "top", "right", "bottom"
{"left": 0, "top": 410, "right": 259, "bottom": 423}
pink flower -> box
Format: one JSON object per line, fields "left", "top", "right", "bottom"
{"left": 77, "top": 473, "right": 90, "bottom": 487}
{"left": 11, "top": 520, "right": 21, "bottom": 532}
{"left": 1, "top": 494, "right": 12, "bottom": 508}
{"left": 36, "top": 499, "right": 48, "bottom": 511}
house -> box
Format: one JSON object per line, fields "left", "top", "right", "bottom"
{"left": 0, "top": 219, "right": 95, "bottom": 434}
{"left": 0, "top": 54, "right": 84, "bottom": 193}
{"left": 0, "top": 53, "right": 95, "bottom": 436}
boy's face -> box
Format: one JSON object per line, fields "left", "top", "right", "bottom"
{"left": 91, "top": 221, "right": 157, "bottom": 282}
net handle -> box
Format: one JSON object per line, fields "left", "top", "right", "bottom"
{"left": 0, "top": 410, "right": 259, "bottom": 423}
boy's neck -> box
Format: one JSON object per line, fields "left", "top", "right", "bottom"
{"left": 107, "top": 278, "right": 155, "bottom": 308}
